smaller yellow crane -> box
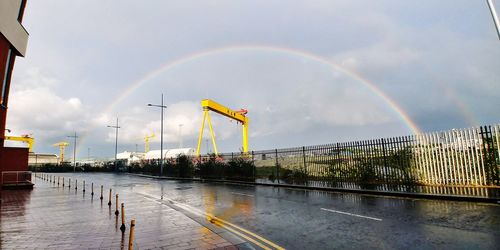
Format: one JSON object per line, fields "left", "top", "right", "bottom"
{"left": 144, "top": 133, "right": 155, "bottom": 153}
{"left": 5, "top": 135, "right": 35, "bottom": 152}
{"left": 53, "top": 141, "right": 69, "bottom": 163}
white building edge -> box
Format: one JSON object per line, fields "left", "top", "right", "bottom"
{"left": 116, "top": 148, "right": 196, "bottom": 165}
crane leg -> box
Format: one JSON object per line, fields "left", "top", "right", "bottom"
{"left": 242, "top": 123, "right": 249, "bottom": 154}
{"left": 206, "top": 112, "right": 219, "bottom": 156}
{"left": 196, "top": 110, "right": 208, "bottom": 156}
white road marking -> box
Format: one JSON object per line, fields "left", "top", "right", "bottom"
{"left": 320, "top": 208, "right": 382, "bottom": 221}
{"left": 230, "top": 192, "right": 254, "bottom": 197}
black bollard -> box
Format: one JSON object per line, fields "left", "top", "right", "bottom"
{"left": 120, "top": 203, "right": 126, "bottom": 231}
{"left": 115, "top": 194, "right": 119, "bottom": 216}
{"left": 108, "top": 189, "right": 112, "bottom": 206}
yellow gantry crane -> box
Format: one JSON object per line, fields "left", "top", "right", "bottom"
{"left": 196, "top": 99, "right": 249, "bottom": 156}
{"left": 5, "top": 135, "right": 35, "bottom": 152}
{"left": 52, "top": 141, "right": 69, "bottom": 163}
{"left": 144, "top": 133, "right": 155, "bottom": 153}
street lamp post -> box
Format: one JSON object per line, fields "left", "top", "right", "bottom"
{"left": 107, "top": 118, "right": 120, "bottom": 171}
{"left": 148, "top": 94, "right": 167, "bottom": 176}
{"left": 67, "top": 132, "right": 78, "bottom": 172}
{"left": 487, "top": 0, "right": 500, "bottom": 40}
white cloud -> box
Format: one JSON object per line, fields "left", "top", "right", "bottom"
{"left": 6, "top": 68, "right": 91, "bottom": 150}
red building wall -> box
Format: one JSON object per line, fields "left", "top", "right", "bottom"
{"left": 0, "top": 35, "right": 14, "bottom": 139}
{"left": 0, "top": 0, "right": 29, "bottom": 186}
{"left": 0, "top": 147, "right": 28, "bottom": 171}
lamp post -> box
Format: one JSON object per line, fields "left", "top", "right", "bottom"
{"left": 487, "top": 0, "right": 500, "bottom": 40}
{"left": 107, "top": 118, "right": 120, "bottom": 171}
{"left": 67, "top": 132, "right": 78, "bottom": 172}
{"left": 148, "top": 94, "right": 167, "bottom": 176}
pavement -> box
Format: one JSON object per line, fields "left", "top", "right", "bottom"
{"left": 0, "top": 174, "right": 255, "bottom": 250}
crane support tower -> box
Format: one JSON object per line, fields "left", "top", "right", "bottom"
{"left": 196, "top": 99, "right": 249, "bottom": 156}
{"left": 53, "top": 141, "right": 69, "bottom": 163}
{"left": 5, "top": 135, "right": 35, "bottom": 152}
{"left": 144, "top": 133, "right": 155, "bottom": 153}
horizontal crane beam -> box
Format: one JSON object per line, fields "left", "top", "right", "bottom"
{"left": 201, "top": 99, "right": 248, "bottom": 124}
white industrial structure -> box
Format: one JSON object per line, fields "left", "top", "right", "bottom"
{"left": 144, "top": 148, "right": 196, "bottom": 160}
{"left": 116, "top": 151, "right": 145, "bottom": 166}
{"left": 28, "top": 153, "right": 58, "bottom": 165}
{"left": 115, "top": 148, "right": 195, "bottom": 166}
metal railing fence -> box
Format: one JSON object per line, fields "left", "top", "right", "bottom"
{"left": 213, "top": 124, "right": 500, "bottom": 187}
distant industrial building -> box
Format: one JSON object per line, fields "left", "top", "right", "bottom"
{"left": 113, "top": 148, "right": 195, "bottom": 166}
{"left": 116, "top": 151, "right": 145, "bottom": 166}
{"left": 0, "top": 0, "right": 29, "bottom": 187}
{"left": 144, "top": 148, "right": 196, "bottom": 161}
{"left": 28, "top": 153, "right": 59, "bottom": 166}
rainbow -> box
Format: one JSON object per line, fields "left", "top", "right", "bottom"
{"left": 77, "top": 44, "right": 423, "bottom": 153}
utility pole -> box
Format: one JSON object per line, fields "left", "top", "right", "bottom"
{"left": 87, "top": 147, "right": 90, "bottom": 162}
{"left": 107, "top": 118, "right": 120, "bottom": 171}
{"left": 148, "top": 94, "right": 167, "bottom": 176}
{"left": 67, "top": 132, "right": 78, "bottom": 172}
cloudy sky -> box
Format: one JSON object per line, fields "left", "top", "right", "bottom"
{"left": 5, "top": 0, "right": 500, "bottom": 159}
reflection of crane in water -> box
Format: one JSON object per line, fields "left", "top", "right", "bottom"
{"left": 202, "top": 187, "right": 254, "bottom": 224}
{"left": 196, "top": 99, "right": 249, "bottom": 156}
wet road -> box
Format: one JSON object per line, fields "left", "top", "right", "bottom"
{"left": 49, "top": 173, "right": 500, "bottom": 249}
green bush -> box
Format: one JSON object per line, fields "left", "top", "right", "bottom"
{"left": 177, "top": 155, "right": 194, "bottom": 178}
{"left": 195, "top": 154, "right": 226, "bottom": 178}
{"left": 226, "top": 158, "right": 255, "bottom": 180}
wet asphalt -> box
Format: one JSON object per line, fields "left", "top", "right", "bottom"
{"left": 47, "top": 173, "right": 500, "bottom": 250}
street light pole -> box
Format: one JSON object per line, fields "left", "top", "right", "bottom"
{"left": 67, "top": 132, "right": 78, "bottom": 172}
{"left": 487, "top": 0, "right": 500, "bottom": 40}
{"left": 107, "top": 117, "right": 120, "bottom": 171}
{"left": 148, "top": 94, "right": 167, "bottom": 176}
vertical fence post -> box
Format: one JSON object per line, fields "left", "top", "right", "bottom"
{"left": 251, "top": 151, "right": 255, "bottom": 179}
{"left": 275, "top": 149, "right": 279, "bottom": 183}
{"left": 302, "top": 146, "right": 307, "bottom": 179}
{"left": 381, "top": 138, "right": 388, "bottom": 183}
{"left": 494, "top": 124, "right": 500, "bottom": 185}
